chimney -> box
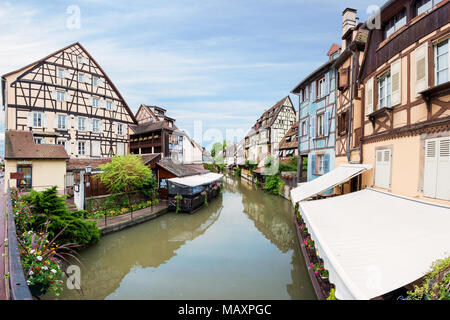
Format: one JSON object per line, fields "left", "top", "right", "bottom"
{"left": 342, "top": 8, "right": 357, "bottom": 37}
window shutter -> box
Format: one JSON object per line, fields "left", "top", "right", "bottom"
{"left": 75, "top": 141, "right": 79, "bottom": 156}
{"left": 74, "top": 117, "right": 79, "bottom": 131}
{"left": 65, "top": 141, "right": 71, "bottom": 155}
{"left": 100, "top": 99, "right": 106, "bottom": 108}
{"left": 310, "top": 116, "right": 316, "bottom": 139}
{"left": 324, "top": 111, "right": 329, "bottom": 136}
{"left": 87, "top": 119, "right": 93, "bottom": 132}
{"left": 436, "top": 138, "right": 450, "bottom": 200}
{"left": 51, "top": 90, "right": 57, "bottom": 100}
{"left": 375, "top": 150, "right": 383, "bottom": 188}
{"left": 423, "top": 139, "right": 438, "bottom": 198}
{"left": 311, "top": 82, "right": 316, "bottom": 101}
{"left": 415, "top": 43, "right": 428, "bottom": 95}
{"left": 89, "top": 97, "right": 94, "bottom": 106}
{"left": 325, "top": 72, "right": 330, "bottom": 95}
{"left": 390, "top": 59, "right": 401, "bottom": 106}
{"left": 64, "top": 92, "right": 71, "bottom": 102}
{"left": 43, "top": 113, "right": 48, "bottom": 128}
{"left": 85, "top": 141, "right": 90, "bottom": 157}
{"left": 27, "top": 112, "right": 33, "bottom": 127}
{"left": 63, "top": 70, "right": 71, "bottom": 79}
{"left": 365, "top": 77, "right": 374, "bottom": 116}
{"left": 324, "top": 153, "right": 330, "bottom": 173}
{"left": 383, "top": 150, "right": 391, "bottom": 189}
{"left": 100, "top": 120, "right": 104, "bottom": 133}
{"left": 98, "top": 78, "right": 104, "bottom": 87}
{"left": 311, "top": 154, "right": 316, "bottom": 174}
{"left": 65, "top": 116, "right": 70, "bottom": 129}
{"left": 92, "top": 141, "right": 101, "bottom": 157}
{"left": 112, "top": 101, "right": 118, "bottom": 111}
{"left": 53, "top": 114, "right": 58, "bottom": 129}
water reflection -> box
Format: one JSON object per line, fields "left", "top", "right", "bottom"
{"left": 49, "top": 175, "right": 315, "bottom": 300}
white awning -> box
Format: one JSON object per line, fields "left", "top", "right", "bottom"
{"left": 299, "top": 188, "right": 450, "bottom": 300}
{"left": 290, "top": 163, "right": 372, "bottom": 204}
{"left": 168, "top": 172, "right": 223, "bottom": 187}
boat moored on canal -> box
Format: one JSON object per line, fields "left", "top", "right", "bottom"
{"left": 167, "top": 172, "right": 223, "bottom": 213}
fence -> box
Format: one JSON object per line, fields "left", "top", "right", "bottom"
{"left": 6, "top": 187, "right": 33, "bottom": 300}
{"left": 93, "top": 199, "right": 169, "bottom": 228}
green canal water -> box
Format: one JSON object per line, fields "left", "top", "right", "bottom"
{"left": 47, "top": 175, "right": 315, "bottom": 300}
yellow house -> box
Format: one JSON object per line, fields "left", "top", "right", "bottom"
{"left": 4, "top": 131, "right": 68, "bottom": 193}
{"left": 358, "top": 0, "right": 450, "bottom": 204}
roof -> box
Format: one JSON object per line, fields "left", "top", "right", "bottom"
{"left": 5, "top": 130, "right": 69, "bottom": 160}
{"left": 131, "top": 121, "right": 175, "bottom": 135}
{"left": 156, "top": 158, "right": 199, "bottom": 177}
{"left": 327, "top": 43, "right": 341, "bottom": 56}
{"left": 248, "top": 96, "right": 295, "bottom": 135}
{"left": 168, "top": 173, "right": 223, "bottom": 188}
{"left": 299, "top": 188, "right": 450, "bottom": 300}
{"left": 137, "top": 153, "right": 161, "bottom": 165}
{"left": 184, "top": 164, "right": 209, "bottom": 174}
{"left": 67, "top": 158, "right": 112, "bottom": 171}
{"left": 291, "top": 58, "right": 336, "bottom": 94}
{"left": 279, "top": 122, "right": 299, "bottom": 150}
{"left": 290, "top": 164, "right": 372, "bottom": 204}
{"left": 2, "top": 42, "right": 137, "bottom": 125}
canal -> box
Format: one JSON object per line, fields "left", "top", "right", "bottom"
{"left": 47, "top": 175, "right": 315, "bottom": 300}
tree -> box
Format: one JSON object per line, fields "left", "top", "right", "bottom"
{"left": 96, "top": 154, "right": 153, "bottom": 194}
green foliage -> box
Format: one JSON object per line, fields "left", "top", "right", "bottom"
{"left": 264, "top": 155, "right": 275, "bottom": 168}
{"left": 405, "top": 257, "right": 450, "bottom": 300}
{"left": 95, "top": 154, "right": 153, "bottom": 194}
{"left": 234, "top": 167, "right": 241, "bottom": 177}
{"left": 216, "top": 163, "right": 225, "bottom": 173}
{"left": 264, "top": 175, "right": 282, "bottom": 195}
{"left": 244, "top": 160, "right": 257, "bottom": 171}
{"left": 140, "top": 174, "right": 158, "bottom": 199}
{"left": 327, "top": 288, "right": 336, "bottom": 300}
{"left": 279, "top": 156, "right": 298, "bottom": 173}
{"left": 19, "top": 186, "right": 100, "bottom": 247}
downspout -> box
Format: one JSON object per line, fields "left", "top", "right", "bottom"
{"left": 1, "top": 77, "right": 8, "bottom": 129}
{"left": 347, "top": 49, "right": 356, "bottom": 162}
{"left": 294, "top": 92, "right": 301, "bottom": 185}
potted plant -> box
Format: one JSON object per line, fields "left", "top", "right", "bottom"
{"left": 201, "top": 191, "right": 208, "bottom": 206}
{"left": 174, "top": 194, "right": 183, "bottom": 213}
{"left": 312, "top": 262, "right": 329, "bottom": 280}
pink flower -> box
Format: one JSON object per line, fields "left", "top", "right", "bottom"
{"left": 314, "top": 271, "right": 318, "bottom": 274}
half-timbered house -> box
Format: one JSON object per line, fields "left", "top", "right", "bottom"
{"left": 291, "top": 44, "right": 339, "bottom": 188}
{"left": 130, "top": 104, "right": 182, "bottom": 160}
{"left": 333, "top": 8, "right": 368, "bottom": 194}
{"left": 359, "top": 0, "right": 450, "bottom": 203}
{"left": 244, "top": 96, "right": 296, "bottom": 165}
{"left": 1, "top": 42, "right": 137, "bottom": 192}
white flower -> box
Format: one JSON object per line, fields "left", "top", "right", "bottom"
{"left": 42, "top": 266, "right": 48, "bottom": 271}
{"left": 26, "top": 280, "right": 31, "bottom": 285}
{"left": 30, "top": 249, "right": 35, "bottom": 254}
{"left": 36, "top": 256, "right": 42, "bottom": 261}
{"left": 50, "top": 269, "right": 57, "bottom": 274}
{"left": 28, "top": 270, "right": 34, "bottom": 276}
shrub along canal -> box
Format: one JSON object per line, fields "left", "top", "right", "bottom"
{"left": 46, "top": 175, "right": 315, "bottom": 300}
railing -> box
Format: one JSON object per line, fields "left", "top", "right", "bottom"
{"left": 6, "top": 188, "right": 32, "bottom": 300}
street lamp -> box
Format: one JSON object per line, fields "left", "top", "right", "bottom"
{"left": 85, "top": 163, "right": 92, "bottom": 174}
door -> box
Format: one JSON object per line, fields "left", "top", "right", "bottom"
{"left": 17, "top": 166, "right": 32, "bottom": 190}
{"left": 375, "top": 149, "right": 391, "bottom": 189}
{"left": 424, "top": 137, "right": 450, "bottom": 200}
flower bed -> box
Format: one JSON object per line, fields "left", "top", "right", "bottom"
{"left": 87, "top": 199, "right": 160, "bottom": 218}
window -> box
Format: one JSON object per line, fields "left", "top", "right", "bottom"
{"left": 378, "top": 72, "right": 391, "bottom": 109}
{"left": 317, "top": 113, "right": 325, "bottom": 136}
{"left": 77, "top": 56, "right": 85, "bottom": 64}
{"left": 57, "top": 139, "right": 69, "bottom": 154}
{"left": 92, "top": 97, "right": 100, "bottom": 108}
{"left": 299, "top": 120, "right": 305, "bottom": 136}
{"left": 383, "top": 8, "right": 406, "bottom": 39}
{"left": 93, "top": 77, "right": 99, "bottom": 86}
{"left": 375, "top": 149, "right": 392, "bottom": 189}
{"left": 117, "top": 123, "right": 124, "bottom": 136}
{"left": 423, "top": 137, "right": 450, "bottom": 200}
{"left": 435, "top": 39, "right": 449, "bottom": 85}
{"left": 78, "top": 142, "right": 86, "bottom": 156}
{"left": 78, "top": 73, "right": 84, "bottom": 83}
{"left": 415, "top": 0, "right": 443, "bottom": 16}
{"left": 338, "top": 112, "right": 348, "bottom": 135}
{"left": 56, "top": 91, "right": 65, "bottom": 102}
{"left": 78, "top": 117, "right": 86, "bottom": 131}
{"left": 57, "top": 114, "right": 66, "bottom": 130}
{"left": 317, "top": 154, "right": 325, "bottom": 174}
{"left": 34, "top": 137, "right": 42, "bottom": 144}
{"left": 57, "top": 68, "right": 65, "bottom": 78}
{"left": 33, "top": 112, "right": 42, "bottom": 127}
{"left": 92, "top": 119, "right": 100, "bottom": 133}
{"left": 17, "top": 166, "right": 32, "bottom": 190}
{"left": 169, "top": 121, "right": 173, "bottom": 128}
{"left": 317, "top": 77, "right": 326, "bottom": 98}
{"left": 106, "top": 101, "right": 112, "bottom": 110}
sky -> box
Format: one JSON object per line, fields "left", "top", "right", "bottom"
{"left": 0, "top": 0, "right": 386, "bottom": 154}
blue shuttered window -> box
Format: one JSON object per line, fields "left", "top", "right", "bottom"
{"left": 324, "top": 153, "right": 330, "bottom": 174}
{"left": 311, "top": 154, "right": 316, "bottom": 175}
{"left": 324, "top": 111, "right": 329, "bottom": 136}
{"left": 311, "top": 116, "right": 316, "bottom": 139}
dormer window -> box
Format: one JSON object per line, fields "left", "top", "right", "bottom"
{"left": 383, "top": 8, "right": 406, "bottom": 40}
{"left": 93, "top": 76, "right": 99, "bottom": 87}
{"left": 57, "top": 68, "right": 65, "bottom": 78}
